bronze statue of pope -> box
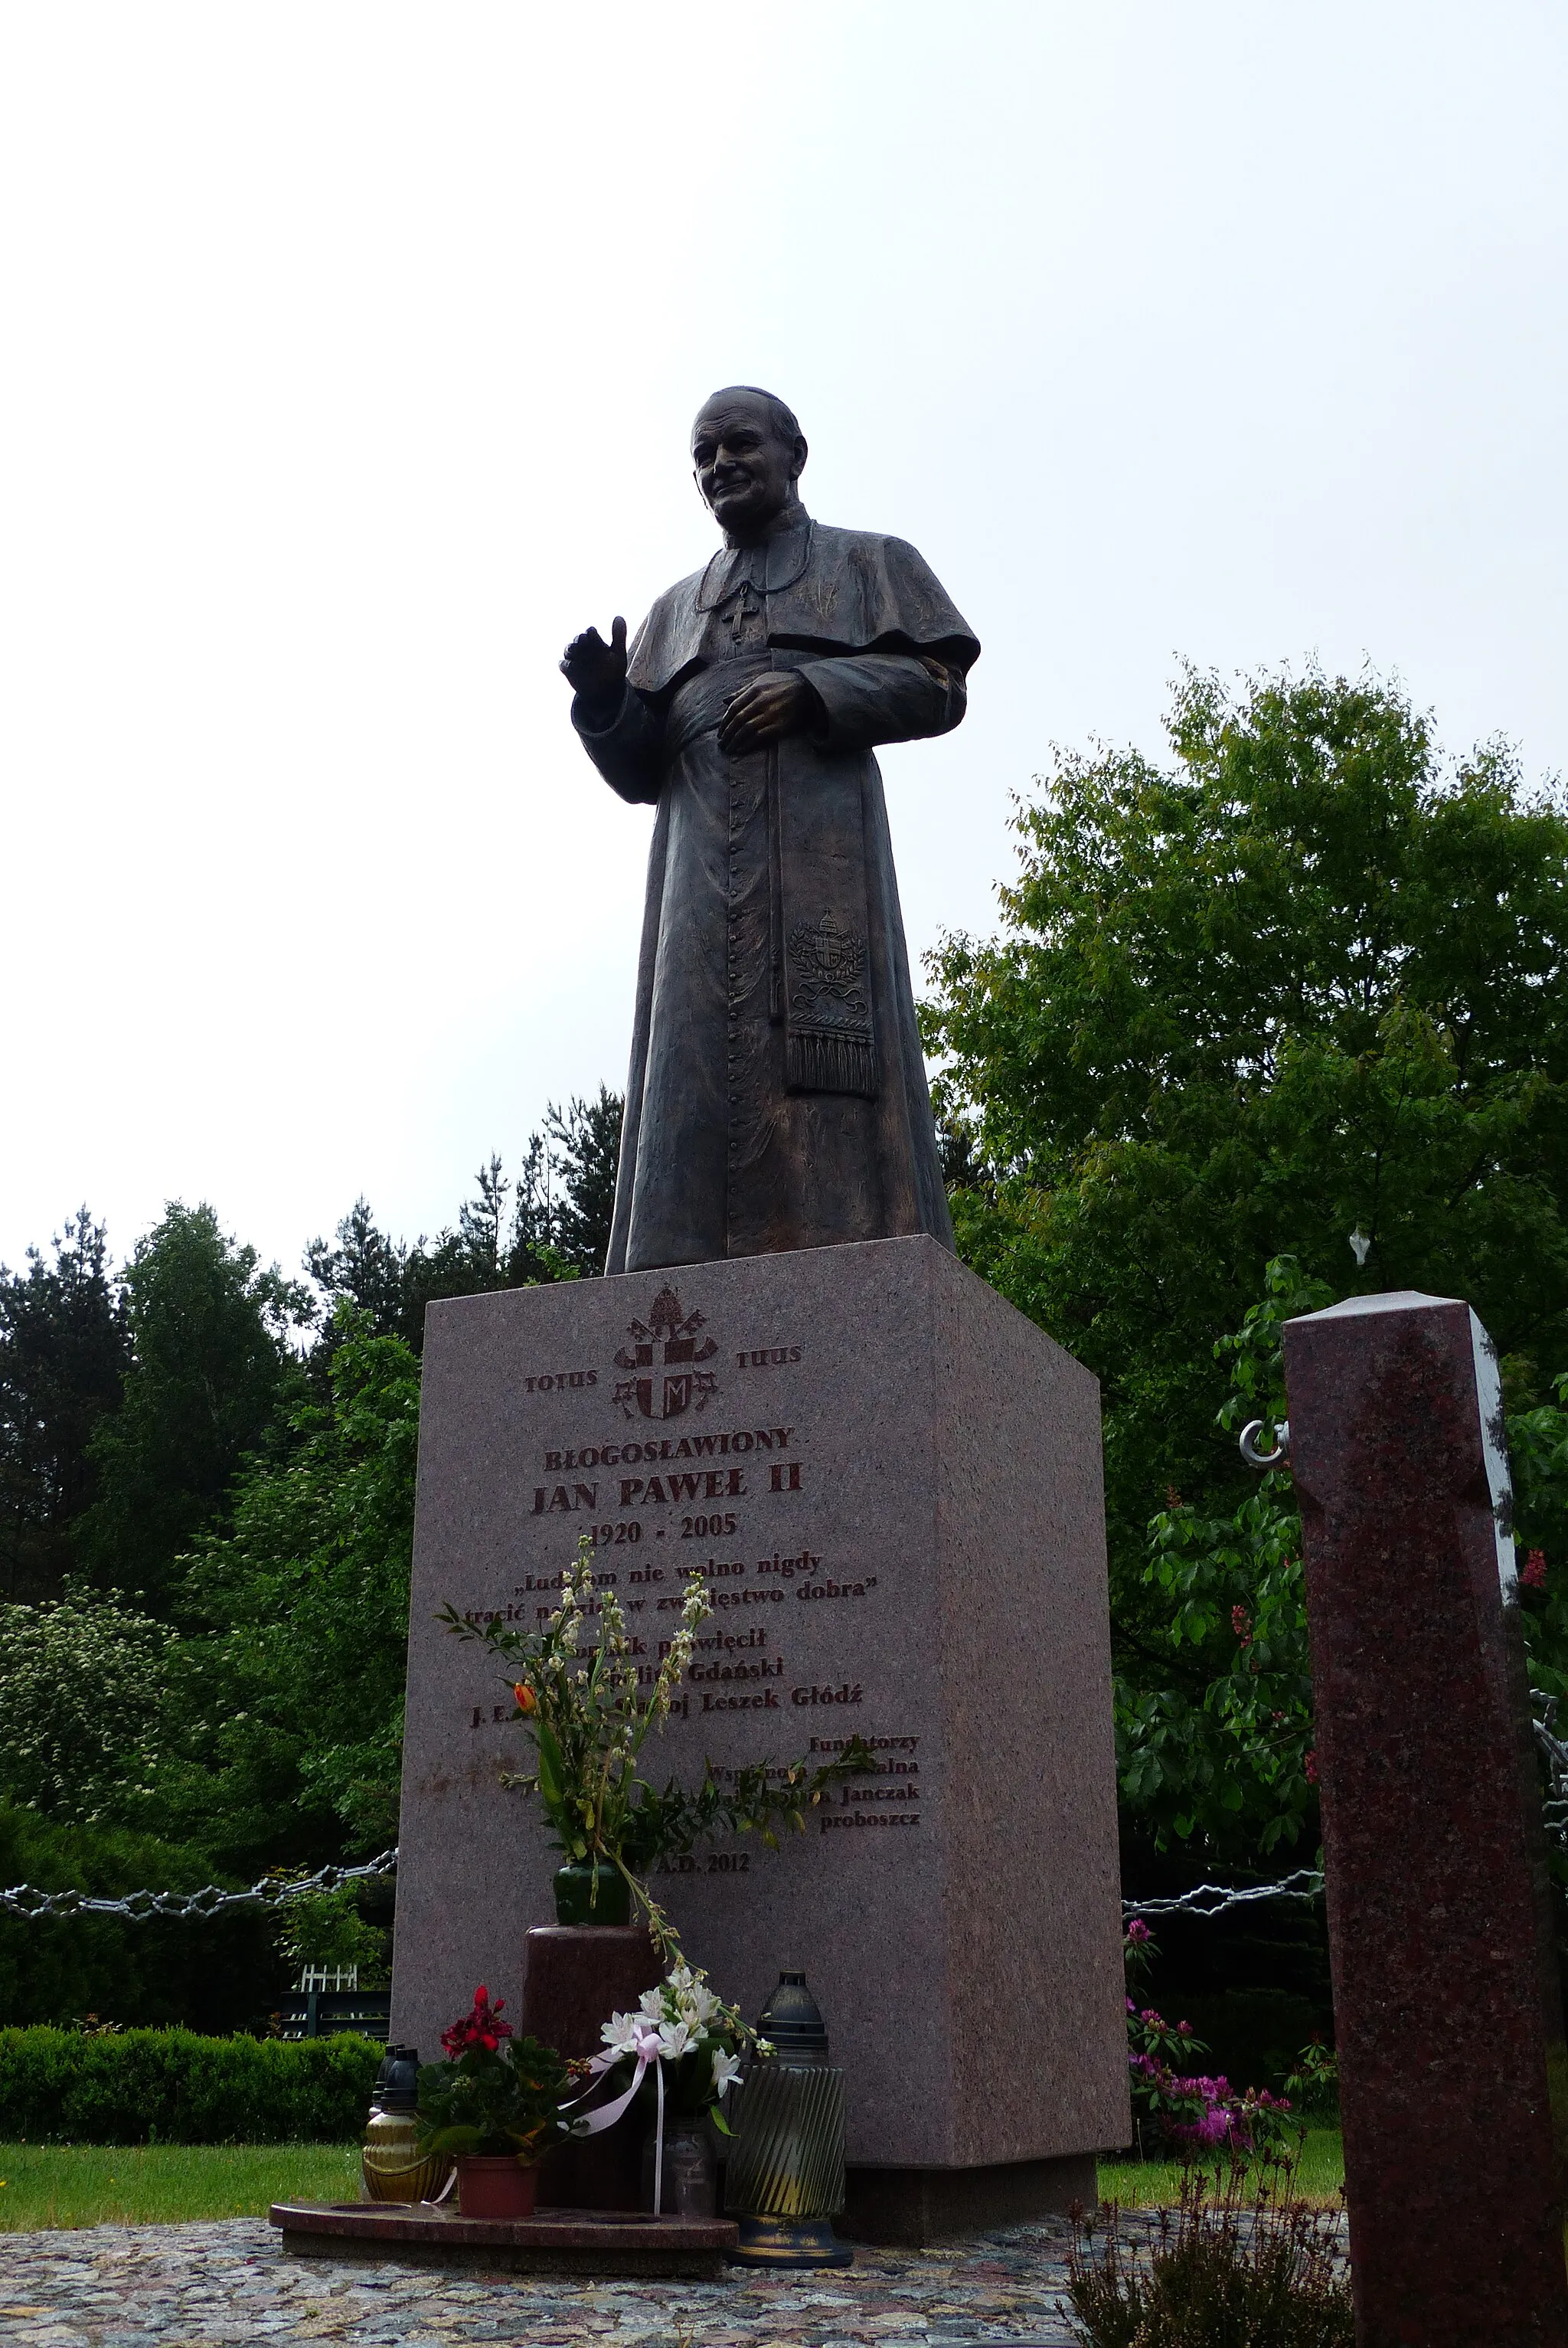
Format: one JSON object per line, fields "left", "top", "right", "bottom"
{"left": 562, "top": 388, "right": 978, "bottom": 1276}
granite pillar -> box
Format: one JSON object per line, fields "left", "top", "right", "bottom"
{"left": 1282, "top": 1290, "right": 1568, "bottom": 2346}
{"left": 520, "top": 1926, "right": 660, "bottom": 2211}
{"left": 390, "top": 1234, "right": 1129, "bottom": 2239}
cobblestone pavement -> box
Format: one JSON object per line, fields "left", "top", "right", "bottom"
{"left": 0, "top": 2218, "right": 1097, "bottom": 2346}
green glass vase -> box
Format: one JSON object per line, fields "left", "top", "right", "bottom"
{"left": 552, "top": 1859, "right": 632, "bottom": 1926}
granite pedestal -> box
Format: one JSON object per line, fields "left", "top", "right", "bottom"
{"left": 521, "top": 1925, "right": 661, "bottom": 2210}
{"left": 390, "top": 1234, "right": 1129, "bottom": 2242}
{"left": 1283, "top": 1290, "right": 1568, "bottom": 2346}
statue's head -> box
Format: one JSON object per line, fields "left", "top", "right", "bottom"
{"left": 691, "top": 387, "right": 807, "bottom": 541}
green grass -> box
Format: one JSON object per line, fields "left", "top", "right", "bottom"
{"left": 0, "top": 2130, "right": 1346, "bottom": 2232}
{"left": 0, "top": 2141, "right": 362, "bottom": 2230}
{"left": 1097, "top": 2126, "right": 1344, "bottom": 2209}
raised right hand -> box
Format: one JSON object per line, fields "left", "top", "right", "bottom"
{"left": 560, "top": 616, "right": 628, "bottom": 716}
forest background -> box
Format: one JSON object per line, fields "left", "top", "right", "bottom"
{"left": 5, "top": 662, "right": 1568, "bottom": 2081}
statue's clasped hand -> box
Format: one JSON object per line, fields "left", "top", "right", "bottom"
{"left": 716, "top": 671, "right": 812, "bottom": 756}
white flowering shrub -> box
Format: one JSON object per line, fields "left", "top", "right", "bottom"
{"left": 0, "top": 1587, "right": 173, "bottom": 1823}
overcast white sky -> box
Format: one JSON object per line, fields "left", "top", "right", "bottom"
{"left": 2, "top": 2, "right": 1564, "bottom": 1284}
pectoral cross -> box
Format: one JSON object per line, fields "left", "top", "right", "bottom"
{"left": 727, "top": 580, "right": 761, "bottom": 645}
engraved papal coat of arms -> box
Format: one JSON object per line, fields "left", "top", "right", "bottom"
{"left": 612, "top": 1288, "right": 719, "bottom": 1421}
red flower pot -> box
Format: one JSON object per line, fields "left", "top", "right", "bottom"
{"left": 455, "top": 2155, "right": 539, "bottom": 2219}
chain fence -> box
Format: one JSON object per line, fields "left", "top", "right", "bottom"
{"left": 1122, "top": 1868, "right": 1325, "bottom": 1921}
{"left": 5, "top": 1842, "right": 1328, "bottom": 1928}
{"left": 1120, "top": 1706, "right": 1568, "bottom": 1924}
{"left": 0, "top": 1847, "right": 398, "bottom": 1922}
{"left": 1536, "top": 1702, "right": 1568, "bottom": 1850}
{"left": 5, "top": 1725, "right": 1566, "bottom": 1928}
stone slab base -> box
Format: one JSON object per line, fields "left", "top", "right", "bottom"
{"left": 269, "top": 2202, "right": 735, "bottom": 2278}
{"left": 838, "top": 2155, "right": 1099, "bottom": 2247}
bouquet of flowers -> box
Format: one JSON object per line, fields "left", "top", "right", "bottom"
{"left": 441, "top": 1538, "right": 873, "bottom": 1927}
{"left": 590, "top": 1958, "right": 762, "bottom": 2131}
{"left": 415, "top": 1986, "right": 572, "bottom": 2163}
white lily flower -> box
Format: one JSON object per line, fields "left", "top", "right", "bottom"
{"left": 680, "top": 1980, "right": 720, "bottom": 2025}
{"left": 657, "top": 2019, "right": 696, "bottom": 2060}
{"left": 599, "top": 2011, "right": 644, "bottom": 2057}
{"left": 638, "top": 1987, "right": 666, "bottom": 2019}
{"left": 667, "top": 1962, "right": 695, "bottom": 1991}
{"left": 711, "top": 2049, "right": 743, "bottom": 2098}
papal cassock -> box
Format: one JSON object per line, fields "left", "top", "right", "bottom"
{"left": 570, "top": 504, "right": 979, "bottom": 1276}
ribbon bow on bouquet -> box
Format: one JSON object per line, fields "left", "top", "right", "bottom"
{"left": 560, "top": 1978, "right": 746, "bottom": 2216}
{"left": 562, "top": 2013, "right": 675, "bottom": 2209}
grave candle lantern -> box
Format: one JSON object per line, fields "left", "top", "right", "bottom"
{"left": 724, "top": 1971, "right": 852, "bottom": 2268}
{"left": 361, "top": 2043, "right": 452, "bottom": 2205}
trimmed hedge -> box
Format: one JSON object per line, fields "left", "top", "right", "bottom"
{"left": 0, "top": 2027, "right": 382, "bottom": 2144}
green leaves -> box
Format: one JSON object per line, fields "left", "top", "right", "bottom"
{"left": 626, "top": 1741, "right": 875, "bottom": 1870}
{"left": 0, "top": 1585, "right": 173, "bottom": 1826}
{"left": 532, "top": 1720, "right": 564, "bottom": 1813}
{"left": 446, "top": 1543, "right": 710, "bottom": 1870}
{"left": 1117, "top": 1253, "right": 1568, "bottom": 1857}
{"left": 0, "top": 1208, "right": 129, "bottom": 1607}
{"left": 73, "top": 1202, "right": 313, "bottom": 1613}
{"left": 142, "top": 1305, "right": 420, "bottom": 1870}
{"left": 416, "top": 2034, "right": 571, "bottom": 2163}
{"left": 925, "top": 662, "right": 1568, "bottom": 1826}
{"left": 1116, "top": 1261, "right": 1325, "bottom": 1856}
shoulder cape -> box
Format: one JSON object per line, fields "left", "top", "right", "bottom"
{"left": 626, "top": 520, "right": 980, "bottom": 697}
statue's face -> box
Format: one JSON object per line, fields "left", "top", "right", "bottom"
{"left": 691, "top": 395, "right": 805, "bottom": 538}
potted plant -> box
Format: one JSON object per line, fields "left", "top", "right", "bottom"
{"left": 442, "top": 1539, "right": 874, "bottom": 1927}
{"left": 415, "top": 1986, "right": 570, "bottom": 2218}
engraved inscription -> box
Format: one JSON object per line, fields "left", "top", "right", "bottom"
{"left": 448, "top": 1282, "right": 921, "bottom": 1870}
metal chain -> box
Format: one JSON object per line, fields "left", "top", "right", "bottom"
{"left": 1123, "top": 1868, "right": 1325, "bottom": 1920}
{"left": 0, "top": 1847, "right": 397, "bottom": 1921}
{"left": 1123, "top": 1714, "right": 1568, "bottom": 1925}
{"left": 5, "top": 1732, "right": 1563, "bottom": 1929}
{"left": 1535, "top": 1701, "right": 1568, "bottom": 1850}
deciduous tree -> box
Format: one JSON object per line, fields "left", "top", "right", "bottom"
{"left": 923, "top": 663, "right": 1568, "bottom": 1637}
{"left": 154, "top": 1308, "right": 420, "bottom": 1872}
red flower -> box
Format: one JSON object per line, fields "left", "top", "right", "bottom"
{"left": 1231, "top": 1604, "right": 1253, "bottom": 1647}
{"left": 514, "top": 1682, "right": 537, "bottom": 1714}
{"left": 1304, "top": 1750, "right": 1319, "bottom": 1785}
{"left": 1523, "top": 1549, "right": 1548, "bottom": 1591}
{"left": 440, "top": 1984, "right": 514, "bottom": 2058}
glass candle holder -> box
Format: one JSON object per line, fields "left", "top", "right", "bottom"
{"left": 724, "top": 1972, "right": 851, "bottom": 2268}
